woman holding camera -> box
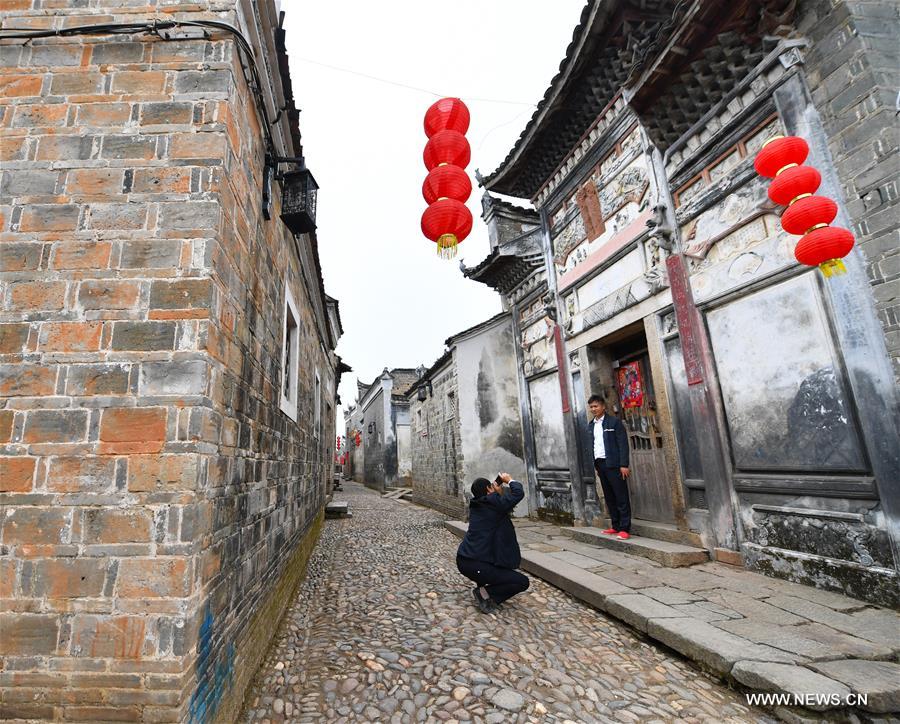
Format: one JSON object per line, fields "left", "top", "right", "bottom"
{"left": 456, "top": 472, "right": 530, "bottom": 613}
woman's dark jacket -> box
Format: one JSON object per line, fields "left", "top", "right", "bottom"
{"left": 456, "top": 481, "right": 524, "bottom": 570}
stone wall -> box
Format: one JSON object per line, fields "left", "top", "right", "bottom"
{"left": 409, "top": 362, "right": 465, "bottom": 519}
{"left": 801, "top": 0, "right": 900, "bottom": 379}
{"left": 361, "top": 387, "right": 386, "bottom": 490}
{"left": 0, "top": 2, "right": 336, "bottom": 721}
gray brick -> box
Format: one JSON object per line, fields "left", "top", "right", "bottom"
{"left": 140, "top": 359, "right": 208, "bottom": 395}
{"left": 1, "top": 171, "right": 60, "bottom": 197}
{"left": 111, "top": 322, "right": 176, "bottom": 351}
{"left": 121, "top": 240, "right": 182, "bottom": 269}
{"left": 174, "top": 70, "right": 232, "bottom": 95}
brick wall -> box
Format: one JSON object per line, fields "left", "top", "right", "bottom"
{"left": 409, "top": 364, "right": 465, "bottom": 519}
{"left": 800, "top": 0, "right": 900, "bottom": 378}
{"left": 0, "top": 3, "right": 336, "bottom": 721}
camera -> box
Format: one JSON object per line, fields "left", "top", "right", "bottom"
{"left": 494, "top": 474, "right": 503, "bottom": 486}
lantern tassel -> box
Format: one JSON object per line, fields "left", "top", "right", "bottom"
{"left": 437, "top": 233, "right": 458, "bottom": 259}
{"left": 819, "top": 259, "right": 847, "bottom": 277}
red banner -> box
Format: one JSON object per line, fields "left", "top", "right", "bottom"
{"left": 553, "top": 325, "right": 571, "bottom": 413}
{"left": 666, "top": 254, "right": 704, "bottom": 386}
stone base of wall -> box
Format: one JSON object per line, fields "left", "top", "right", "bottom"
{"left": 217, "top": 511, "right": 324, "bottom": 723}
{"left": 412, "top": 486, "right": 466, "bottom": 520}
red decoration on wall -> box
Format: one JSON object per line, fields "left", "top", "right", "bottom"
{"left": 767, "top": 165, "right": 821, "bottom": 205}
{"left": 424, "top": 97, "right": 470, "bottom": 137}
{"left": 753, "top": 135, "right": 809, "bottom": 178}
{"left": 421, "top": 98, "right": 472, "bottom": 258}
{"left": 754, "top": 135, "right": 854, "bottom": 277}
{"left": 552, "top": 326, "right": 571, "bottom": 414}
{"left": 780, "top": 195, "right": 837, "bottom": 235}
{"left": 422, "top": 165, "right": 472, "bottom": 204}
{"left": 423, "top": 130, "right": 471, "bottom": 171}
{"left": 666, "top": 254, "right": 705, "bottom": 385}
{"left": 616, "top": 361, "right": 644, "bottom": 408}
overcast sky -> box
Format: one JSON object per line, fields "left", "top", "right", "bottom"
{"left": 282, "top": 1, "right": 585, "bottom": 432}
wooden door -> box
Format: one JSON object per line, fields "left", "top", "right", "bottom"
{"left": 617, "top": 354, "right": 674, "bottom": 522}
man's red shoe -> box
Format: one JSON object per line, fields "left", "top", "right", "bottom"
{"left": 617, "top": 531, "right": 631, "bottom": 540}
{"left": 601, "top": 528, "right": 617, "bottom": 535}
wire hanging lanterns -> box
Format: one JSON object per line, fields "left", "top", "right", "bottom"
{"left": 754, "top": 135, "right": 855, "bottom": 277}
{"left": 420, "top": 97, "right": 472, "bottom": 258}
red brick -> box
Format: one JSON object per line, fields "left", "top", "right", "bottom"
{"left": 22, "top": 409, "right": 88, "bottom": 443}
{"left": 127, "top": 454, "right": 198, "bottom": 492}
{"left": 83, "top": 509, "right": 151, "bottom": 543}
{"left": 50, "top": 71, "right": 103, "bottom": 96}
{"left": 0, "top": 323, "right": 30, "bottom": 354}
{"left": 0, "top": 135, "right": 28, "bottom": 161}
{"left": 100, "top": 407, "right": 166, "bottom": 454}
{"left": 132, "top": 167, "right": 191, "bottom": 194}
{"left": 169, "top": 132, "right": 226, "bottom": 160}
{"left": 78, "top": 280, "right": 140, "bottom": 310}
{"left": 0, "top": 74, "right": 43, "bottom": 97}
{"left": 75, "top": 102, "right": 131, "bottom": 126}
{"left": 12, "top": 104, "right": 67, "bottom": 129}
{"left": 1, "top": 508, "right": 70, "bottom": 545}
{"left": 0, "top": 614, "right": 60, "bottom": 655}
{"left": 66, "top": 168, "right": 124, "bottom": 196}
{"left": 70, "top": 616, "right": 146, "bottom": 659}
{"left": 112, "top": 71, "right": 166, "bottom": 95}
{"left": 0, "top": 410, "right": 13, "bottom": 441}
{"left": 0, "top": 560, "right": 14, "bottom": 597}
{"left": 117, "top": 558, "right": 189, "bottom": 598}
{"left": 40, "top": 321, "right": 102, "bottom": 352}
{"left": 0, "top": 456, "right": 36, "bottom": 492}
{"left": 7, "top": 281, "right": 67, "bottom": 311}
{"left": 47, "top": 456, "right": 116, "bottom": 493}
{"left": 19, "top": 204, "right": 79, "bottom": 232}
{"left": 33, "top": 558, "right": 107, "bottom": 598}
{"left": 51, "top": 241, "right": 112, "bottom": 270}
{"left": 0, "top": 364, "right": 55, "bottom": 396}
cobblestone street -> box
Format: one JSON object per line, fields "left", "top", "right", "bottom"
{"left": 242, "top": 483, "right": 769, "bottom": 723}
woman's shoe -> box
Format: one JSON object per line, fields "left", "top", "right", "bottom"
{"left": 472, "top": 587, "right": 496, "bottom": 614}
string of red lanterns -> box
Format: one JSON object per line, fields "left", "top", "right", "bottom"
{"left": 754, "top": 135, "right": 855, "bottom": 277}
{"left": 421, "top": 98, "right": 472, "bottom": 258}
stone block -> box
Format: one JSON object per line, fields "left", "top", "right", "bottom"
{"left": 521, "top": 551, "right": 631, "bottom": 609}
{"left": 51, "top": 242, "right": 112, "bottom": 270}
{"left": 127, "top": 454, "right": 198, "bottom": 493}
{"left": 84, "top": 509, "right": 152, "bottom": 544}
{"left": 67, "top": 168, "right": 125, "bottom": 196}
{"left": 0, "top": 243, "right": 45, "bottom": 272}
{"left": 66, "top": 364, "right": 130, "bottom": 396}
{"left": 39, "top": 321, "right": 103, "bottom": 352}
{"left": 46, "top": 456, "right": 117, "bottom": 493}
{"left": 1, "top": 508, "right": 71, "bottom": 545}
{"left": 0, "top": 364, "right": 56, "bottom": 397}
{"left": 0, "top": 456, "right": 36, "bottom": 492}
{"left": 100, "top": 135, "right": 157, "bottom": 161}
{"left": 646, "top": 617, "right": 800, "bottom": 675}
{"left": 731, "top": 661, "right": 851, "bottom": 711}
{"left": 140, "top": 359, "right": 207, "bottom": 396}
{"left": 37, "top": 134, "right": 96, "bottom": 161}
{"left": 811, "top": 660, "right": 900, "bottom": 713}
{"left": 99, "top": 407, "right": 166, "bottom": 454}
{"left": 78, "top": 280, "right": 141, "bottom": 311}
{"left": 7, "top": 280, "right": 68, "bottom": 311}
{"left": 174, "top": 69, "right": 231, "bottom": 95}
{"left": 2, "top": 169, "right": 59, "bottom": 196}
{"left": 70, "top": 616, "right": 147, "bottom": 659}
{"left": 0, "top": 323, "right": 30, "bottom": 354}
{"left": 32, "top": 558, "right": 108, "bottom": 599}
{"left": 717, "top": 619, "right": 892, "bottom": 661}
{"left": 112, "top": 322, "right": 176, "bottom": 351}
{"left": 156, "top": 202, "right": 219, "bottom": 231}
{"left": 604, "top": 593, "right": 684, "bottom": 632}
{"left": 0, "top": 614, "right": 60, "bottom": 655}
{"left": 116, "top": 558, "right": 190, "bottom": 599}
{"left": 22, "top": 409, "right": 89, "bottom": 443}
{"left": 76, "top": 102, "right": 131, "bottom": 127}
{"left": 140, "top": 102, "right": 193, "bottom": 125}
{"left": 87, "top": 202, "right": 147, "bottom": 230}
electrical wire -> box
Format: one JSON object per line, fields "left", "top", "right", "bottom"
{"left": 0, "top": 19, "right": 282, "bottom": 162}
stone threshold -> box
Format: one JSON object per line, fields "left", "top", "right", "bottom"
{"left": 444, "top": 520, "right": 900, "bottom": 717}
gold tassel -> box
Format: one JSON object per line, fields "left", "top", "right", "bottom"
{"left": 819, "top": 259, "right": 847, "bottom": 277}
{"left": 437, "top": 233, "right": 458, "bottom": 259}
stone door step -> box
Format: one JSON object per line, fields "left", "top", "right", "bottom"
{"left": 561, "top": 527, "right": 709, "bottom": 567}
{"left": 325, "top": 501, "right": 351, "bottom": 518}
{"left": 596, "top": 517, "right": 704, "bottom": 548}
{"left": 382, "top": 487, "right": 412, "bottom": 499}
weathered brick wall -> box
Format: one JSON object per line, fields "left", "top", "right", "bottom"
{"left": 0, "top": 3, "right": 336, "bottom": 722}
{"left": 361, "top": 387, "right": 385, "bottom": 489}
{"left": 409, "top": 364, "right": 465, "bottom": 519}
{"left": 800, "top": 0, "right": 900, "bottom": 378}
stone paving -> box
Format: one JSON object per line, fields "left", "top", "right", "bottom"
{"left": 242, "top": 482, "right": 771, "bottom": 723}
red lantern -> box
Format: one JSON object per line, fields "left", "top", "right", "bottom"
{"left": 795, "top": 226, "right": 855, "bottom": 277}
{"left": 422, "top": 165, "right": 472, "bottom": 205}
{"left": 424, "top": 97, "right": 470, "bottom": 138}
{"left": 780, "top": 195, "right": 838, "bottom": 235}
{"left": 768, "top": 165, "right": 821, "bottom": 205}
{"left": 754, "top": 136, "right": 809, "bottom": 178}
{"left": 421, "top": 199, "right": 473, "bottom": 258}
{"left": 423, "top": 130, "right": 471, "bottom": 171}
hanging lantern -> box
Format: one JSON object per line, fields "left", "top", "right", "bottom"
{"left": 754, "top": 136, "right": 809, "bottom": 178}
{"left": 422, "top": 164, "right": 472, "bottom": 205}
{"left": 780, "top": 195, "right": 838, "bottom": 235}
{"left": 795, "top": 226, "right": 855, "bottom": 277}
{"left": 423, "top": 130, "right": 471, "bottom": 171}
{"left": 768, "top": 165, "right": 821, "bottom": 205}
{"left": 424, "top": 97, "right": 470, "bottom": 138}
{"left": 754, "top": 134, "right": 854, "bottom": 277}
{"left": 421, "top": 198, "right": 472, "bottom": 258}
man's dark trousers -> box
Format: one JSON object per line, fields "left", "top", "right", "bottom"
{"left": 594, "top": 459, "right": 631, "bottom": 533}
{"left": 456, "top": 556, "right": 529, "bottom": 604}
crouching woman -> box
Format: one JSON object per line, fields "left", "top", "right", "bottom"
{"left": 456, "top": 472, "right": 529, "bottom": 613}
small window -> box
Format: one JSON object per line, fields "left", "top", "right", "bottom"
{"left": 314, "top": 371, "right": 321, "bottom": 438}
{"left": 279, "top": 285, "right": 301, "bottom": 420}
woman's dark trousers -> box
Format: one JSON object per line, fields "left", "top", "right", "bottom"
{"left": 456, "top": 556, "right": 529, "bottom": 604}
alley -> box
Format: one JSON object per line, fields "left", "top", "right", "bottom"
{"left": 242, "top": 483, "right": 769, "bottom": 723}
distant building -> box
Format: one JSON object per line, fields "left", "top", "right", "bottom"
{"left": 343, "top": 368, "right": 418, "bottom": 491}
{"left": 468, "top": 0, "right": 899, "bottom": 606}
{"left": 407, "top": 313, "right": 528, "bottom": 518}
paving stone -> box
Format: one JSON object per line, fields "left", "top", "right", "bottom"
{"left": 703, "top": 589, "right": 806, "bottom": 625}
{"left": 641, "top": 586, "right": 704, "bottom": 605}
{"left": 731, "top": 662, "right": 852, "bottom": 711}
{"left": 646, "top": 617, "right": 802, "bottom": 675}
{"left": 810, "top": 660, "right": 900, "bottom": 713}
{"left": 604, "top": 594, "right": 684, "bottom": 632}
{"left": 547, "top": 550, "right": 611, "bottom": 569}
{"left": 671, "top": 602, "right": 741, "bottom": 622}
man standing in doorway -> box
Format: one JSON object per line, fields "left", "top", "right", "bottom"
{"left": 588, "top": 395, "right": 632, "bottom": 539}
